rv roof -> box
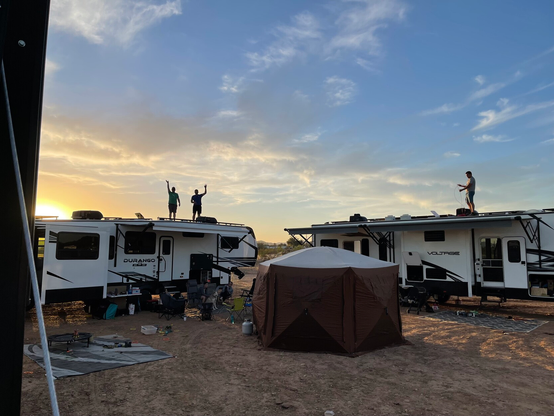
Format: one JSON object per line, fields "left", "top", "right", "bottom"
{"left": 284, "top": 210, "right": 554, "bottom": 235}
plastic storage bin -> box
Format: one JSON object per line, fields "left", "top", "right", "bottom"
{"left": 141, "top": 325, "right": 157, "bottom": 335}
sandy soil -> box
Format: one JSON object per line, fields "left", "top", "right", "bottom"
{"left": 22, "top": 268, "right": 554, "bottom": 416}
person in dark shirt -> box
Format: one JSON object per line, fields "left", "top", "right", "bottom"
{"left": 191, "top": 184, "right": 207, "bottom": 221}
{"left": 220, "top": 281, "right": 234, "bottom": 302}
{"left": 166, "top": 180, "right": 180, "bottom": 220}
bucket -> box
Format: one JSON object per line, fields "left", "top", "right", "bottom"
{"left": 128, "top": 303, "right": 135, "bottom": 315}
{"left": 242, "top": 319, "right": 253, "bottom": 335}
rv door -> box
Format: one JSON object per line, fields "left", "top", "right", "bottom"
{"left": 157, "top": 236, "right": 176, "bottom": 282}
{"left": 502, "top": 237, "right": 527, "bottom": 290}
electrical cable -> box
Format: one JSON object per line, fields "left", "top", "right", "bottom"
{"left": 2, "top": 61, "right": 60, "bottom": 416}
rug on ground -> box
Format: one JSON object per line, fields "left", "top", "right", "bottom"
{"left": 421, "top": 311, "right": 548, "bottom": 333}
{"left": 24, "top": 334, "right": 172, "bottom": 378}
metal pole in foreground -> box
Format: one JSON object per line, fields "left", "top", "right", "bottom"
{"left": 2, "top": 61, "right": 60, "bottom": 416}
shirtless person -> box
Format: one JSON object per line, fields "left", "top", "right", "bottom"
{"left": 458, "top": 171, "right": 476, "bottom": 215}
{"left": 166, "top": 180, "right": 181, "bottom": 220}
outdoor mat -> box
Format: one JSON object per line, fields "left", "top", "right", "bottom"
{"left": 24, "top": 334, "right": 172, "bottom": 379}
{"left": 421, "top": 311, "right": 548, "bottom": 333}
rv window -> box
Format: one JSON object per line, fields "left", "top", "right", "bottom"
{"left": 426, "top": 268, "right": 447, "bottom": 280}
{"left": 124, "top": 231, "right": 156, "bottom": 254}
{"left": 424, "top": 230, "right": 445, "bottom": 242}
{"left": 320, "top": 239, "right": 338, "bottom": 248}
{"left": 221, "top": 236, "right": 240, "bottom": 250}
{"left": 481, "top": 238, "right": 502, "bottom": 260}
{"left": 109, "top": 235, "right": 115, "bottom": 260}
{"left": 56, "top": 232, "right": 100, "bottom": 260}
{"left": 378, "top": 238, "right": 388, "bottom": 261}
{"left": 343, "top": 241, "right": 355, "bottom": 252}
{"left": 162, "top": 239, "right": 171, "bottom": 255}
{"left": 507, "top": 240, "right": 521, "bottom": 263}
{"left": 361, "top": 238, "right": 370, "bottom": 256}
{"left": 406, "top": 265, "right": 424, "bottom": 282}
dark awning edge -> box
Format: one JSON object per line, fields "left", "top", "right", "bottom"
{"left": 285, "top": 215, "right": 524, "bottom": 235}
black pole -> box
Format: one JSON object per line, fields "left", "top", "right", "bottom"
{"left": 0, "top": 1, "right": 50, "bottom": 414}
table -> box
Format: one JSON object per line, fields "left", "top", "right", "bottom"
{"left": 47, "top": 332, "right": 92, "bottom": 351}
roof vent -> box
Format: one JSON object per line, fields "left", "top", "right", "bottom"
{"left": 400, "top": 214, "right": 412, "bottom": 221}
{"left": 385, "top": 215, "right": 396, "bottom": 221}
{"left": 349, "top": 213, "right": 367, "bottom": 222}
{"left": 72, "top": 210, "right": 103, "bottom": 220}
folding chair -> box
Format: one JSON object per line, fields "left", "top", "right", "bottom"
{"left": 158, "top": 293, "right": 186, "bottom": 320}
{"left": 226, "top": 298, "right": 246, "bottom": 322}
{"left": 406, "top": 286, "right": 428, "bottom": 315}
{"left": 240, "top": 278, "right": 256, "bottom": 300}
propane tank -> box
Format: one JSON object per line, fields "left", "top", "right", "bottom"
{"left": 242, "top": 319, "right": 253, "bottom": 335}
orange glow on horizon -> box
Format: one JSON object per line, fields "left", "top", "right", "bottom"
{"left": 35, "top": 202, "right": 71, "bottom": 219}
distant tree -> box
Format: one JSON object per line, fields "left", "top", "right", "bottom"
{"left": 286, "top": 237, "right": 302, "bottom": 248}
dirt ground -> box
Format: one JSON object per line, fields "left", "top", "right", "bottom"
{"left": 22, "top": 268, "right": 554, "bottom": 416}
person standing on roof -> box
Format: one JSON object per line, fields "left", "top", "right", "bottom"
{"left": 458, "top": 171, "right": 476, "bottom": 215}
{"left": 166, "top": 180, "right": 180, "bottom": 220}
{"left": 191, "top": 184, "right": 207, "bottom": 221}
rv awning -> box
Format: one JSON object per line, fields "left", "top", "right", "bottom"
{"left": 285, "top": 215, "right": 522, "bottom": 235}
{"left": 115, "top": 221, "right": 248, "bottom": 237}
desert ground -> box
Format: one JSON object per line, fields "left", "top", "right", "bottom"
{"left": 22, "top": 268, "right": 554, "bottom": 416}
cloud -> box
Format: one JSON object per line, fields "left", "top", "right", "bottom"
{"left": 45, "top": 59, "right": 61, "bottom": 76}
{"left": 214, "top": 110, "right": 243, "bottom": 119}
{"left": 443, "top": 151, "right": 460, "bottom": 158}
{"left": 325, "top": 76, "right": 357, "bottom": 107}
{"left": 294, "top": 130, "right": 324, "bottom": 143}
{"left": 245, "top": 11, "right": 321, "bottom": 71}
{"left": 468, "top": 83, "right": 505, "bottom": 102}
{"left": 219, "top": 75, "right": 245, "bottom": 94}
{"left": 541, "top": 138, "right": 554, "bottom": 145}
{"left": 473, "top": 134, "right": 513, "bottom": 143}
{"left": 420, "top": 103, "right": 463, "bottom": 116}
{"left": 49, "top": 0, "right": 181, "bottom": 46}
{"left": 474, "top": 75, "right": 485, "bottom": 86}
{"left": 523, "top": 81, "right": 554, "bottom": 96}
{"left": 328, "top": 0, "right": 406, "bottom": 56}
{"left": 472, "top": 99, "right": 554, "bottom": 131}
{"left": 356, "top": 57, "right": 380, "bottom": 72}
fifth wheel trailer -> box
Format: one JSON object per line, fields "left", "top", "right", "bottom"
{"left": 285, "top": 209, "right": 554, "bottom": 303}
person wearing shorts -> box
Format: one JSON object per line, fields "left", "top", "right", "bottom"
{"left": 458, "top": 171, "right": 476, "bottom": 215}
{"left": 166, "top": 180, "right": 180, "bottom": 220}
{"left": 191, "top": 184, "right": 207, "bottom": 220}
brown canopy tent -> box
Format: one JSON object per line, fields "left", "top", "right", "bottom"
{"left": 252, "top": 247, "right": 404, "bottom": 354}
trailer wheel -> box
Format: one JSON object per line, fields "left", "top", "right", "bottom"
{"left": 437, "top": 293, "right": 450, "bottom": 304}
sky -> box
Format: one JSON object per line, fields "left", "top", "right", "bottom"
{"left": 37, "top": 0, "right": 554, "bottom": 242}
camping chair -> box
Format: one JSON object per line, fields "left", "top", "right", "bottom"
{"left": 406, "top": 286, "right": 428, "bottom": 315}
{"left": 158, "top": 292, "right": 186, "bottom": 320}
{"left": 187, "top": 280, "right": 200, "bottom": 308}
{"left": 241, "top": 278, "right": 256, "bottom": 300}
{"left": 226, "top": 297, "right": 246, "bottom": 322}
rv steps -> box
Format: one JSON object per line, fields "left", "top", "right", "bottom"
{"left": 479, "top": 293, "right": 507, "bottom": 307}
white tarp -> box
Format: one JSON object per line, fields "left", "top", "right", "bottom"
{"left": 261, "top": 247, "right": 397, "bottom": 269}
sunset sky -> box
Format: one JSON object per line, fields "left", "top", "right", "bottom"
{"left": 37, "top": 0, "right": 554, "bottom": 242}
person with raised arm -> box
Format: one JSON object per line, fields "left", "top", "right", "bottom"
{"left": 191, "top": 184, "right": 207, "bottom": 221}
{"left": 166, "top": 180, "right": 180, "bottom": 220}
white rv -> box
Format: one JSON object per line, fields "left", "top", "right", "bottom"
{"left": 34, "top": 211, "right": 257, "bottom": 305}
{"left": 285, "top": 209, "right": 554, "bottom": 303}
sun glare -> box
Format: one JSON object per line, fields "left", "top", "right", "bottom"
{"left": 35, "top": 203, "right": 70, "bottom": 219}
